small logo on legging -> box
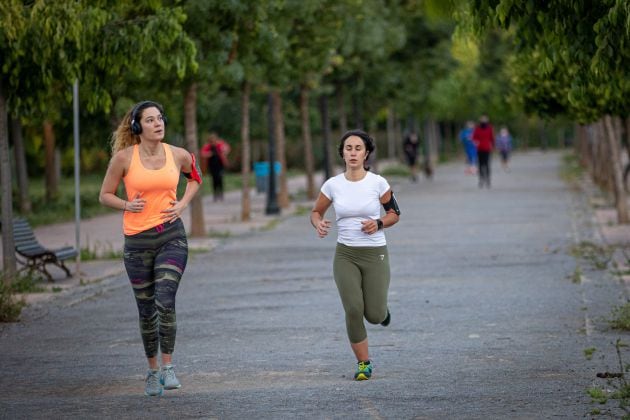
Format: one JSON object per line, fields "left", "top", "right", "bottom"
{"left": 379, "top": 255, "right": 385, "bottom": 260}
{"left": 155, "top": 224, "right": 165, "bottom": 233}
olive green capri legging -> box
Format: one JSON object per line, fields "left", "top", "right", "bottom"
{"left": 333, "top": 243, "right": 390, "bottom": 343}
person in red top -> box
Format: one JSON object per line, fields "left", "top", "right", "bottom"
{"left": 200, "top": 133, "right": 231, "bottom": 201}
{"left": 472, "top": 114, "right": 495, "bottom": 188}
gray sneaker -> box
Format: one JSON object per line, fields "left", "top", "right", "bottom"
{"left": 145, "top": 369, "right": 163, "bottom": 396}
{"left": 160, "top": 365, "right": 181, "bottom": 390}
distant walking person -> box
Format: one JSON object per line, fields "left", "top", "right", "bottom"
{"left": 459, "top": 121, "right": 477, "bottom": 175}
{"left": 99, "top": 100, "right": 202, "bottom": 396}
{"left": 310, "top": 129, "right": 400, "bottom": 381}
{"left": 496, "top": 126, "right": 513, "bottom": 172}
{"left": 472, "top": 114, "right": 495, "bottom": 188}
{"left": 403, "top": 131, "right": 420, "bottom": 182}
{"left": 201, "top": 133, "right": 230, "bottom": 201}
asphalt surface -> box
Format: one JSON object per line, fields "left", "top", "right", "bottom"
{"left": 2, "top": 151, "right": 629, "bottom": 419}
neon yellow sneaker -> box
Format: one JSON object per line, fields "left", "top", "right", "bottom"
{"left": 354, "top": 360, "right": 372, "bottom": 381}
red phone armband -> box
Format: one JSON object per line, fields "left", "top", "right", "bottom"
{"left": 182, "top": 152, "right": 203, "bottom": 184}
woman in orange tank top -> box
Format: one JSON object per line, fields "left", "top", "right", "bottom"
{"left": 99, "top": 101, "right": 202, "bottom": 396}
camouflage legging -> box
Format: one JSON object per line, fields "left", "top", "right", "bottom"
{"left": 123, "top": 218, "right": 188, "bottom": 358}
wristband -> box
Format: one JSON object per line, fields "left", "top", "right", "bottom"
{"left": 376, "top": 219, "right": 383, "bottom": 230}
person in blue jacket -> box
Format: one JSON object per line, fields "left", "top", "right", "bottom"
{"left": 459, "top": 121, "right": 477, "bottom": 175}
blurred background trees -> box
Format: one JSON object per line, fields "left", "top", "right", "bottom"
{"left": 2, "top": 0, "right": 628, "bottom": 228}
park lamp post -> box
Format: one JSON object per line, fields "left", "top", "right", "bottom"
{"left": 265, "top": 93, "right": 280, "bottom": 215}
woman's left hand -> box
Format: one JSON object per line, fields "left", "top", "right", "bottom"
{"left": 162, "top": 200, "right": 185, "bottom": 223}
{"left": 361, "top": 219, "right": 379, "bottom": 235}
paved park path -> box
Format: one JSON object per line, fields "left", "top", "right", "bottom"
{"left": 2, "top": 151, "right": 630, "bottom": 419}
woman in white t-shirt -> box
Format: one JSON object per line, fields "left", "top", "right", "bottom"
{"left": 310, "top": 129, "right": 400, "bottom": 381}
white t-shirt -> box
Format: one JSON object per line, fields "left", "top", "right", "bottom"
{"left": 320, "top": 171, "right": 390, "bottom": 247}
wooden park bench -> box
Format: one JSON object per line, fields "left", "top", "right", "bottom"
{"left": 11, "top": 218, "right": 78, "bottom": 282}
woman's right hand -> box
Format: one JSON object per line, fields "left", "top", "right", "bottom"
{"left": 125, "top": 193, "right": 146, "bottom": 213}
{"left": 316, "top": 219, "right": 331, "bottom": 238}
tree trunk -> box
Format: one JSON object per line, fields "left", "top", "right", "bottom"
{"left": 337, "top": 84, "right": 347, "bottom": 136}
{"left": 300, "top": 85, "right": 316, "bottom": 200}
{"left": 240, "top": 81, "right": 251, "bottom": 221}
{"left": 595, "top": 121, "right": 611, "bottom": 191}
{"left": 271, "top": 90, "right": 289, "bottom": 209}
{"left": 11, "top": 117, "right": 30, "bottom": 213}
{"left": 604, "top": 115, "right": 629, "bottom": 223}
{"left": 184, "top": 82, "right": 205, "bottom": 237}
{"left": 43, "top": 120, "right": 58, "bottom": 202}
{"left": 443, "top": 121, "right": 453, "bottom": 158}
{"left": 0, "top": 80, "right": 16, "bottom": 283}
{"left": 319, "top": 94, "right": 333, "bottom": 180}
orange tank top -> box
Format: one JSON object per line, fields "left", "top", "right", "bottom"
{"left": 123, "top": 143, "right": 180, "bottom": 235}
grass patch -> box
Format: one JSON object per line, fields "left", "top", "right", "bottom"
{"left": 559, "top": 152, "right": 583, "bottom": 183}
{"left": 570, "top": 241, "right": 612, "bottom": 270}
{"left": 379, "top": 164, "right": 411, "bottom": 178}
{"left": 15, "top": 170, "right": 304, "bottom": 228}
{"left": 207, "top": 229, "right": 231, "bottom": 239}
{"left": 587, "top": 339, "right": 630, "bottom": 417}
{"left": 293, "top": 205, "right": 311, "bottom": 216}
{"left": 9, "top": 272, "right": 46, "bottom": 293}
{"left": 260, "top": 219, "right": 280, "bottom": 231}
{"left": 585, "top": 347, "right": 597, "bottom": 360}
{"left": 609, "top": 304, "right": 630, "bottom": 331}
{"left": 0, "top": 277, "right": 25, "bottom": 322}
{"left": 570, "top": 266, "right": 583, "bottom": 284}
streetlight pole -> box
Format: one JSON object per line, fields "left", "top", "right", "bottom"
{"left": 266, "top": 93, "right": 280, "bottom": 215}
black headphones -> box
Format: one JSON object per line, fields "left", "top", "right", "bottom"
{"left": 130, "top": 101, "right": 167, "bottom": 135}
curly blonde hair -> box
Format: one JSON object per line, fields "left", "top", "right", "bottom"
{"left": 110, "top": 109, "right": 140, "bottom": 155}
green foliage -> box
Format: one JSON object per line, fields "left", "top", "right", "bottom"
{"left": 379, "top": 164, "right": 411, "bottom": 178}
{"left": 610, "top": 304, "right": 630, "bottom": 331}
{"left": 9, "top": 272, "right": 46, "bottom": 293}
{"left": 584, "top": 347, "right": 597, "bottom": 360}
{"left": 0, "top": 280, "right": 25, "bottom": 323}
{"left": 587, "top": 339, "right": 630, "bottom": 417}
{"left": 465, "top": 0, "right": 630, "bottom": 122}
{"left": 570, "top": 241, "right": 612, "bottom": 270}
{"left": 559, "top": 152, "right": 584, "bottom": 183}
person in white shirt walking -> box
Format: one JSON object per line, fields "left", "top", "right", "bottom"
{"left": 310, "top": 129, "right": 400, "bottom": 380}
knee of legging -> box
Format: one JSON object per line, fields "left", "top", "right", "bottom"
{"left": 156, "top": 297, "right": 176, "bottom": 313}
{"left": 137, "top": 303, "right": 157, "bottom": 320}
{"left": 349, "top": 329, "right": 367, "bottom": 344}
{"left": 345, "top": 305, "right": 364, "bottom": 322}
{"left": 365, "top": 310, "right": 384, "bottom": 325}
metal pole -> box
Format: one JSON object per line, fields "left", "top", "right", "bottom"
{"left": 265, "top": 93, "right": 280, "bottom": 215}
{"left": 73, "top": 80, "right": 81, "bottom": 272}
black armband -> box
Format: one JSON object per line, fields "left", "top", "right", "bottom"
{"left": 383, "top": 191, "right": 401, "bottom": 215}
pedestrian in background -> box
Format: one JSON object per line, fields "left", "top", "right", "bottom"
{"left": 201, "top": 133, "right": 230, "bottom": 201}
{"left": 99, "top": 100, "right": 202, "bottom": 396}
{"left": 403, "top": 131, "right": 420, "bottom": 182}
{"left": 310, "top": 129, "right": 400, "bottom": 381}
{"left": 459, "top": 121, "right": 477, "bottom": 175}
{"left": 496, "top": 126, "right": 513, "bottom": 172}
{"left": 472, "top": 114, "right": 495, "bottom": 188}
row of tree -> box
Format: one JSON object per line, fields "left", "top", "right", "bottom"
{"left": 2, "top": 0, "right": 477, "bottom": 282}
{"left": 467, "top": 0, "right": 630, "bottom": 222}
{"left": 4, "top": 1, "right": 627, "bottom": 283}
